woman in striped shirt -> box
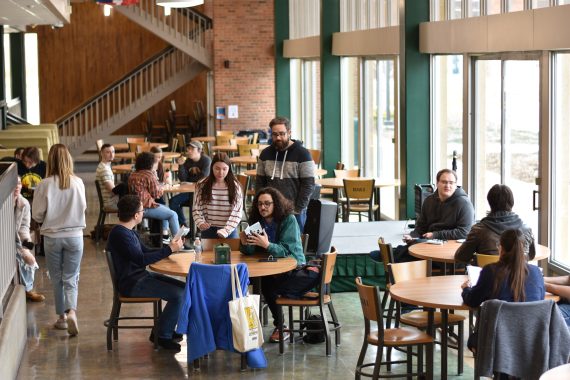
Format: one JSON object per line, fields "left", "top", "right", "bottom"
{"left": 193, "top": 153, "right": 243, "bottom": 238}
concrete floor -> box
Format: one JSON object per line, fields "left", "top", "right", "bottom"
{"left": 16, "top": 168, "right": 476, "bottom": 379}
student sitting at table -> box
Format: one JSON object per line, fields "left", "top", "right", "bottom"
{"left": 150, "top": 146, "right": 166, "bottom": 205}
{"left": 17, "top": 146, "right": 47, "bottom": 202}
{"left": 106, "top": 195, "right": 185, "bottom": 351}
{"left": 128, "top": 152, "right": 180, "bottom": 244}
{"left": 455, "top": 184, "right": 535, "bottom": 264}
{"left": 96, "top": 143, "right": 120, "bottom": 209}
{"left": 192, "top": 153, "right": 243, "bottom": 238}
{"left": 543, "top": 276, "right": 570, "bottom": 328}
{"left": 239, "top": 187, "right": 318, "bottom": 343}
{"left": 169, "top": 141, "right": 211, "bottom": 228}
{"left": 461, "top": 229, "right": 544, "bottom": 308}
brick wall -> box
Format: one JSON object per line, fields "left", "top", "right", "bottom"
{"left": 211, "top": 0, "right": 275, "bottom": 132}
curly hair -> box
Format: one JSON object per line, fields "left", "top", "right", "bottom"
{"left": 248, "top": 187, "right": 293, "bottom": 224}
{"left": 134, "top": 152, "right": 155, "bottom": 171}
{"left": 195, "top": 152, "right": 239, "bottom": 206}
{"left": 117, "top": 194, "right": 142, "bottom": 222}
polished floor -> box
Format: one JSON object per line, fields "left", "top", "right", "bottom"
{"left": 16, "top": 169, "right": 475, "bottom": 379}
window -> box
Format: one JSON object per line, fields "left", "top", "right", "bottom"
{"left": 290, "top": 59, "right": 321, "bottom": 149}
{"left": 340, "top": 57, "right": 359, "bottom": 169}
{"left": 25, "top": 33, "right": 40, "bottom": 124}
{"left": 432, "top": 55, "right": 463, "bottom": 182}
{"left": 552, "top": 52, "right": 570, "bottom": 269}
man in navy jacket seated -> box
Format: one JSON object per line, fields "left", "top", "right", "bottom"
{"left": 106, "top": 195, "right": 185, "bottom": 351}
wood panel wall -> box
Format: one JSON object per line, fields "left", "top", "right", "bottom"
{"left": 36, "top": 2, "right": 206, "bottom": 136}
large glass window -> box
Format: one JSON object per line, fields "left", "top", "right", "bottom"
{"left": 290, "top": 59, "right": 321, "bottom": 149}
{"left": 25, "top": 33, "right": 40, "bottom": 124}
{"left": 552, "top": 52, "right": 570, "bottom": 268}
{"left": 3, "top": 34, "right": 12, "bottom": 101}
{"left": 340, "top": 57, "right": 359, "bottom": 169}
{"left": 432, "top": 55, "right": 463, "bottom": 182}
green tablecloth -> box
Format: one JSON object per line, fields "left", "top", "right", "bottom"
{"left": 331, "top": 254, "right": 386, "bottom": 292}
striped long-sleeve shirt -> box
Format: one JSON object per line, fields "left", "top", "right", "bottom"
{"left": 192, "top": 181, "right": 243, "bottom": 238}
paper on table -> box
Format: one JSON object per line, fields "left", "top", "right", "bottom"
{"left": 466, "top": 265, "right": 482, "bottom": 285}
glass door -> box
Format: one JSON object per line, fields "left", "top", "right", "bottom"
{"left": 473, "top": 56, "right": 540, "bottom": 233}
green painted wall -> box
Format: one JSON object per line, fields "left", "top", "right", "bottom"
{"left": 320, "top": 0, "right": 341, "bottom": 175}
{"left": 274, "top": 0, "right": 290, "bottom": 118}
{"left": 402, "top": 1, "right": 430, "bottom": 218}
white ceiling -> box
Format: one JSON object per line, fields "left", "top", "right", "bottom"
{"left": 0, "top": 0, "right": 71, "bottom": 30}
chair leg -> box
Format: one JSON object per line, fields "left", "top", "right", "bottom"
{"left": 406, "top": 346, "right": 413, "bottom": 380}
{"left": 288, "top": 306, "right": 294, "bottom": 343}
{"left": 114, "top": 302, "right": 122, "bottom": 341}
{"left": 152, "top": 301, "right": 160, "bottom": 349}
{"left": 426, "top": 343, "right": 434, "bottom": 380}
{"left": 328, "top": 301, "right": 341, "bottom": 346}
{"left": 96, "top": 211, "right": 104, "bottom": 242}
{"left": 320, "top": 305, "right": 331, "bottom": 356}
{"left": 458, "top": 320, "right": 464, "bottom": 375}
{"left": 372, "top": 343, "right": 383, "bottom": 380}
{"left": 106, "top": 298, "right": 120, "bottom": 350}
{"left": 418, "top": 344, "right": 424, "bottom": 377}
{"left": 278, "top": 305, "right": 285, "bottom": 354}
{"left": 355, "top": 340, "right": 368, "bottom": 380}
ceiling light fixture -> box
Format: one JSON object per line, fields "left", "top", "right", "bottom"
{"left": 156, "top": 0, "right": 204, "bottom": 8}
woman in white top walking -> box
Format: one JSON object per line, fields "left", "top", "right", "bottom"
{"left": 193, "top": 153, "right": 243, "bottom": 238}
{"left": 32, "top": 144, "right": 86, "bottom": 336}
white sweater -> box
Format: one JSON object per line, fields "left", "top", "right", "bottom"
{"left": 32, "top": 176, "right": 87, "bottom": 238}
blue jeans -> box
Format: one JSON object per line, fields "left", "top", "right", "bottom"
{"left": 295, "top": 208, "right": 307, "bottom": 233}
{"left": 44, "top": 236, "right": 84, "bottom": 315}
{"left": 558, "top": 302, "right": 570, "bottom": 328}
{"left": 144, "top": 204, "right": 180, "bottom": 235}
{"left": 16, "top": 251, "right": 37, "bottom": 292}
{"left": 200, "top": 226, "right": 238, "bottom": 239}
{"left": 129, "top": 272, "right": 185, "bottom": 339}
{"left": 169, "top": 193, "right": 191, "bottom": 226}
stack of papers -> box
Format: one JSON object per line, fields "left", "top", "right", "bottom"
{"left": 466, "top": 265, "right": 482, "bottom": 285}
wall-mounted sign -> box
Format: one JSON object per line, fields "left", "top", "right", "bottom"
{"left": 228, "top": 105, "right": 239, "bottom": 119}
{"left": 216, "top": 106, "right": 226, "bottom": 120}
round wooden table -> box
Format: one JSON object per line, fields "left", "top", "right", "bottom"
{"left": 114, "top": 142, "right": 169, "bottom": 152}
{"left": 230, "top": 155, "right": 258, "bottom": 165}
{"left": 390, "top": 275, "right": 470, "bottom": 379}
{"left": 409, "top": 241, "right": 550, "bottom": 264}
{"left": 162, "top": 182, "right": 195, "bottom": 193}
{"left": 243, "top": 168, "right": 328, "bottom": 177}
{"left": 191, "top": 136, "right": 216, "bottom": 143}
{"left": 149, "top": 251, "right": 297, "bottom": 278}
{"left": 114, "top": 151, "right": 180, "bottom": 160}
{"left": 211, "top": 144, "right": 238, "bottom": 153}
{"left": 539, "top": 363, "right": 570, "bottom": 379}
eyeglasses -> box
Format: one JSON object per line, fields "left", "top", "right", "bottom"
{"left": 439, "top": 181, "right": 456, "bottom": 185}
{"left": 136, "top": 209, "right": 144, "bottom": 214}
{"left": 257, "top": 201, "right": 274, "bottom": 208}
{"left": 271, "top": 132, "right": 288, "bottom": 138}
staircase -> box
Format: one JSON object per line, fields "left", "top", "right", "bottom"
{"left": 58, "top": 2, "right": 212, "bottom": 156}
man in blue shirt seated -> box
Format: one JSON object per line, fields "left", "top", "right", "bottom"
{"left": 106, "top": 194, "right": 185, "bottom": 351}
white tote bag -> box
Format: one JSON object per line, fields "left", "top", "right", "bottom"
{"left": 228, "top": 264, "right": 264, "bottom": 352}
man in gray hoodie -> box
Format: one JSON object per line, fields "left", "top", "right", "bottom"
{"left": 454, "top": 184, "right": 535, "bottom": 264}
{"left": 391, "top": 168, "right": 475, "bottom": 262}
{"left": 255, "top": 116, "right": 315, "bottom": 232}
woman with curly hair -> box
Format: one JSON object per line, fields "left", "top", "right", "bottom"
{"left": 192, "top": 152, "right": 242, "bottom": 238}
{"left": 32, "top": 144, "right": 86, "bottom": 336}
{"left": 240, "top": 187, "right": 317, "bottom": 343}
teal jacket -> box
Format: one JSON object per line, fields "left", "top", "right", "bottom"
{"left": 240, "top": 214, "right": 305, "bottom": 265}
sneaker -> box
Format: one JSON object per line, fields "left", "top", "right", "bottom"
{"left": 67, "top": 313, "right": 79, "bottom": 336}
{"left": 162, "top": 235, "right": 171, "bottom": 245}
{"left": 149, "top": 331, "right": 184, "bottom": 344}
{"left": 26, "top": 291, "right": 46, "bottom": 302}
{"left": 270, "top": 325, "right": 290, "bottom": 343}
{"left": 54, "top": 318, "right": 68, "bottom": 330}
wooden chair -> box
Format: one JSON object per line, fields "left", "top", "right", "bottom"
{"left": 276, "top": 248, "right": 341, "bottom": 356}
{"left": 475, "top": 253, "right": 499, "bottom": 267}
{"left": 236, "top": 174, "right": 253, "bottom": 219}
{"left": 216, "top": 130, "right": 234, "bottom": 136}
{"left": 103, "top": 250, "right": 162, "bottom": 350}
{"left": 176, "top": 133, "right": 186, "bottom": 153}
{"left": 94, "top": 181, "right": 118, "bottom": 243}
{"left": 342, "top": 178, "right": 378, "bottom": 222}
{"left": 389, "top": 260, "right": 465, "bottom": 375}
{"left": 354, "top": 277, "right": 434, "bottom": 380}
{"left": 237, "top": 143, "right": 259, "bottom": 156}
{"left": 251, "top": 132, "right": 259, "bottom": 144}
{"left": 308, "top": 149, "right": 322, "bottom": 166}
{"left": 142, "top": 111, "right": 168, "bottom": 142}
{"left": 231, "top": 137, "right": 249, "bottom": 145}
{"left": 135, "top": 143, "right": 152, "bottom": 153}
{"left": 378, "top": 238, "right": 397, "bottom": 328}
{"left": 170, "top": 137, "right": 178, "bottom": 154}
{"left": 332, "top": 169, "right": 360, "bottom": 216}
{"left": 201, "top": 238, "right": 240, "bottom": 251}
{"left": 126, "top": 137, "right": 146, "bottom": 144}
{"left": 215, "top": 134, "right": 233, "bottom": 146}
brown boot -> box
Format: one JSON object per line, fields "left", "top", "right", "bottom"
{"left": 26, "top": 291, "right": 46, "bottom": 302}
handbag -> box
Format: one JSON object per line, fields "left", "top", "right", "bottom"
{"left": 228, "top": 265, "right": 264, "bottom": 352}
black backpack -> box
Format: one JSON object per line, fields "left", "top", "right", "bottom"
{"left": 302, "top": 314, "right": 326, "bottom": 344}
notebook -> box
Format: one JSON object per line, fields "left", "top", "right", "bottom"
{"left": 466, "top": 265, "right": 482, "bottom": 285}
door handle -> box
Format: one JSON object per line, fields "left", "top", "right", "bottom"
{"left": 532, "top": 190, "right": 539, "bottom": 211}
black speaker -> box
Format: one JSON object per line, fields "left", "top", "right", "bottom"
{"left": 303, "top": 199, "right": 337, "bottom": 255}
{"left": 414, "top": 184, "right": 434, "bottom": 220}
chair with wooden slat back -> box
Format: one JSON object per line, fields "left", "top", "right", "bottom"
{"left": 377, "top": 238, "right": 397, "bottom": 328}
{"left": 331, "top": 168, "right": 360, "bottom": 219}
{"left": 236, "top": 174, "right": 251, "bottom": 219}
{"left": 142, "top": 111, "right": 168, "bottom": 142}
{"left": 354, "top": 276, "right": 434, "bottom": 379}
{"left": 215, "top": 134, "right": 233, "bottom": 146}
{"left": 308, "top": 149, "right": 322, "bottom": 166}
{"left": 475, "top": 253, "right": 500, "bottom": 267}
{"left": 237, "top": 143, "right": 259, "bottom": 157}
{"left": 342, "top": 178, "right": 378, "bottom": 222}
{"left": 176, "top": 134, "right": 186, "bottom": 153}
{"left": 230, "top": 137, "right": 249, "bottom": 146}
{"left": 216, "top": 130, "right": 234, "bottom": 137}
{"left": 201, "top": 238, "right": 240, "bottom": 251}
{"left": 126, "top": 137, "right": 146, "bottom": 144}
{"left": 136, "top": 143, "right": 152, "bottom": 153}
{"left": 251, "top": 132, "right": 259, "bottom": 144}
{"left": 388, "top": 260, "right": 465, "bottom": 375}
{"left": 275, "top": 248, "right": 341, "bottom": 356}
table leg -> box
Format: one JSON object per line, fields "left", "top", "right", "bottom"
{"left": 374, "top": 188, "right": 381, "bottom": 220}
{"left": 427, "top": 260, "right": 433, "bottom": 277}
{"left": 441, "top": 309, "right": 449, "bottom": 379}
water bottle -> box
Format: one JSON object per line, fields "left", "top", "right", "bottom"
{"left": 164, "top": 169, "right": 172, "bottom": 186}
{"left": 194, "top": 237, "right": 202, "bottom": 263}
